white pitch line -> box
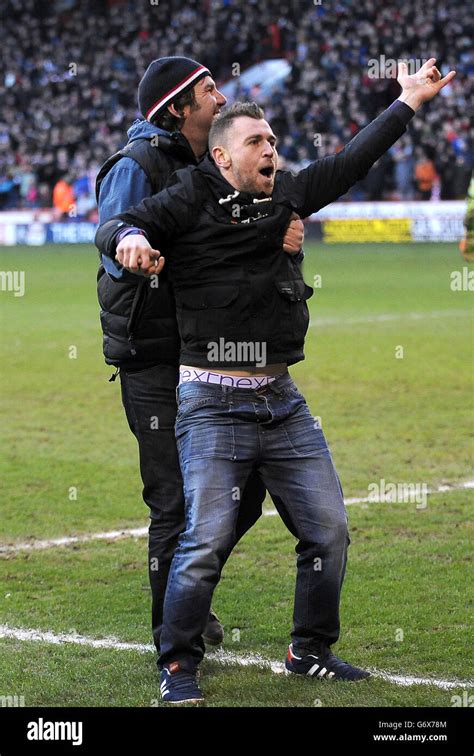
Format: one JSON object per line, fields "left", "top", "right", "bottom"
{"left": 345, "top": 479, "right": 474, "bottom": 505}
{"left": 263, "top": 480, "right": 474, "bottom": 516}
{"left": 1, "top": 481, "right": 472, "bottom": 554}
{"left": 0, "top": 625, "right": 471, "bottom": 691}
{"left": 310, "top": 309, "right": 471, "bottom": 328}
{"left": 0, "top": 625, "right": 152, "bottom": 653}
{"left": 0, "top": 527, "right": 149, "bottom": 555}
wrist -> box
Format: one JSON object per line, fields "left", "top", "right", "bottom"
{"left": 116, "top": 227, "right": 147, "bottom": 243}
{"left": 397, "top": 91, "right": 423, "bottom": 112}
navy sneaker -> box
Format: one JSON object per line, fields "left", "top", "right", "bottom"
{"left": 160, "top": 662, "right": 204, "bottom": 705}
{"left": 202, "top": 609, "right": 224, "bottom": 646}
{"left": 285, "top": 643, "right": 371, "bottom": 682}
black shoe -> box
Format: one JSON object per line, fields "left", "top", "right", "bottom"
{"left": 160, "top": 662, "right": 204, "bottom": 705}
{"left": 285, "top": 643, "right": 371, "bottom": 681}
{"left": 202, "top": 610, "right": 224, "bottom": 646}
{"left": 153, "top": 610, "right": 223, "bottom": 652}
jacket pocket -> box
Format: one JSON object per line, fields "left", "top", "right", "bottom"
{"left": 181, "top": 285, "right": 240, "bottom": 310}
{"left": 274, "top": 279, "right": 314, "bottom": 303}
{"left": 177, "top": 284, "right": 243, "bottom": 351}
{"left": 274, "top": 279, "right": 314, "bottom": 341}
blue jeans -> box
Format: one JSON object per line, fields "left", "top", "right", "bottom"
{"left": 158, "top": 372, "right": 350, "bottom": 670}
{"left": 120, "top": 364, "right": 267, "bottom": 654}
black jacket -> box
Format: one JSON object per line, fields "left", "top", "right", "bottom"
{"left": 96, "top": 101, "right": 414, "bottom": 368}
{"left": 96, "top": 128, "right": 197, "bottom": 370}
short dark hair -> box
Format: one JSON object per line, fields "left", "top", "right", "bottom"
{"left": 151, "top": 87, "right": 199, "bottom": 132}
{"left": 209, "top": 101, "right": 265, "bottom": 151}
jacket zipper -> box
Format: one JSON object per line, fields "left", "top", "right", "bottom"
{"left": 127, "top": 279, "right": 148, "bottom": 356}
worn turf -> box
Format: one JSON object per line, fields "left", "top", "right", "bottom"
{"left": 0, "top": 243, "right": 472, "bottom": 707}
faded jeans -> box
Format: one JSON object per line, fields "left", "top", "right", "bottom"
{"left": 158, "top": 372, "right": 350, "bottom": 670}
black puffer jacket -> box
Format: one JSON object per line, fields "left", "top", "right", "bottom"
{"left": 96, "top": 126, "right": 197, "bottom": 369}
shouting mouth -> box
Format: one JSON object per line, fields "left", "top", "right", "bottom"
{"left": 259, "top": 166, "right": 275, "bottom": 180}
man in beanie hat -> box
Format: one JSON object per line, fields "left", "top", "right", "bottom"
{"left": 95, "top": 57, "right": 305, "bottom": 666}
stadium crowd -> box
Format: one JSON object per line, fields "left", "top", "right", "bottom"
{"left": 0, "top": 0, "right": 472, "bottom": 215}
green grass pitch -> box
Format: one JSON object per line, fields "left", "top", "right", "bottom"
{"left": 0, "top": 242, "right": 472, "bottom": 707}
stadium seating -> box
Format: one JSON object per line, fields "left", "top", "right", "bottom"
{"left": 0, "top": 0, "right": 471, "bottom": 213}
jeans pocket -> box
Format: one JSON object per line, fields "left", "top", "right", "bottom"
{"left": 175, "top": 407, "right": 236, "bottom": 461}
{"left": 283, "top": 404, "right": 329, "bottom": 458}
{"left": 175, "top": 395, "right": 218, "bottom": 420}
{"left": 285, "top": 383, "right": 305, "bottom": 401}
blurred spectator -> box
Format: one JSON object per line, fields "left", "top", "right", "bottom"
{"left": 0, "top": 172, "right": 17, "bottom": 209}
{"left": 452, "top": 156, "right": 472, "bottom": 199}
{"left": 0, "top": 0, "right": 472, "bottom": 208}
{"left": 414, "top": 148, "right": 438, "bottom": 200}
{"left": 17, "top": 164, "right": 38, "bottom": 207}
{"left": 436, "top": 143, "right": 457, "bottom": 199}
{"left": 52, "top": 173, "right": 75, "bottom": 219}
{"left": 459, "top": 175, "right": 474, "bottom": 261}
{"left": 73, "top": 168, "right": 96, "bottom": 218}
{"left": 390, "top": 135, "right": 415, "bottom": 199}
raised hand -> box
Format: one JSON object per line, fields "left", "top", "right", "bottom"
{"left": 397, "top": 58, "right": 456, "bottom": 110}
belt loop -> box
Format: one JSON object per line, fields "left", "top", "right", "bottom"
{"left": 220, "top": 384, "right": 234, "bottom": 404}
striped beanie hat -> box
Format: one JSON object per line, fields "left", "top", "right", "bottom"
{"left": 138, "top": 57, "right": 210, "bottom": 122}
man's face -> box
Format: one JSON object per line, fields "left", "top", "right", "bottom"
{"left": 224, "top": 116, "right": 278, "bottom": 196}
{"left": 184, "top": 75, "right": 227, "bottom": 133}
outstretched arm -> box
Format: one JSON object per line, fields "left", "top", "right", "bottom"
{"left": 279, "top": 58, "right": 456, "bottom": 218}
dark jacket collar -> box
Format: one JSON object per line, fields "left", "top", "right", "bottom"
{"left": 196, "top": 155, "right": 274, "bottom": 213}
{"left": 162, "top": 130, "right": 198, "bottom": 164}
{"left": 126, "top": 120, "right": 196, "bottom": 163}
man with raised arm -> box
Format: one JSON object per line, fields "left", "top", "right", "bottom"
{"left": 96, "top": 59, "right": 455, "bottom": 704}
